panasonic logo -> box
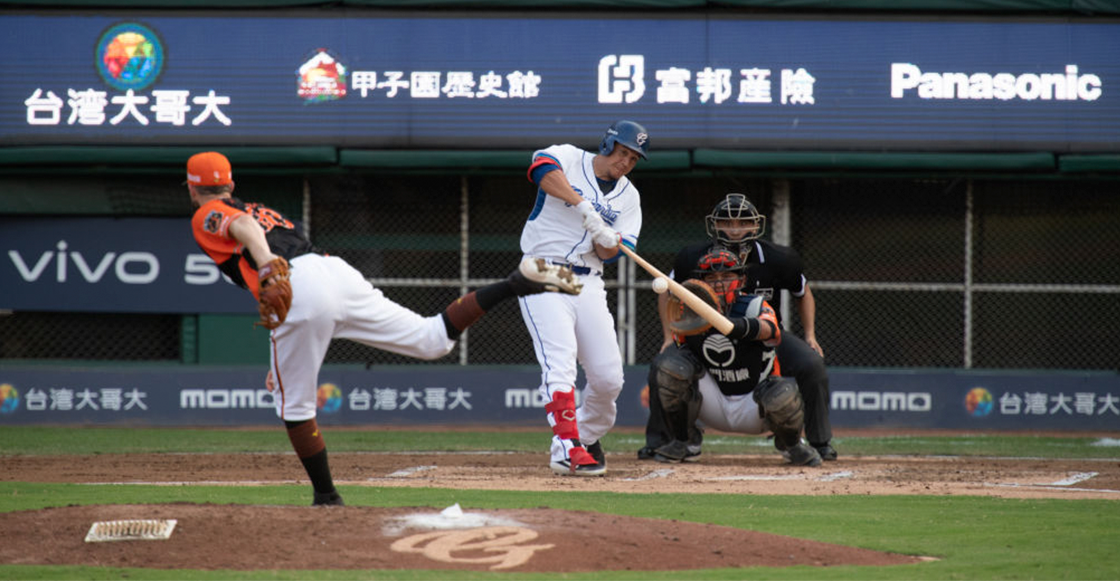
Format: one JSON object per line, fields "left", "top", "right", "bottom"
{"left": 180, "top": 389, "right": 274, "bottom": 409}
{"left": 891, "top": 63, "right": 1102, "bottom": 101}
{"left": 831, "top": 391, "right": 932, "bottom": 412}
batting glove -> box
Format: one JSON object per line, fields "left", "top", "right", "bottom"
{"left": 577, "top": 200, "right": 606, "bottom": 232}
{"left": 593, "top": 226, "right": 620, "bottom": 249}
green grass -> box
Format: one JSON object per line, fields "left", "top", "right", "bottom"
{"left": 2, "top": 426, "right": 1118, "bottom": 458}
{"left": 2, "top": 427, "right": 1119, "bottom": 580}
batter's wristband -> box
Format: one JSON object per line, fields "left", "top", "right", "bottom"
{"left": 726, "top": 318, "right": 760, "bottom": 340}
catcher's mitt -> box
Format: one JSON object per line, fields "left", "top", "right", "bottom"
{"left": 256, "top": 257, "right": 292, "bottom": 330}
{"left": 666, "top": 279, "right": 724, "bottom": 336}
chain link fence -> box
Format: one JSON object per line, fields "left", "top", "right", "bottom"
{"left": 2, "top": 172, "right": 1117, "bottom": 371}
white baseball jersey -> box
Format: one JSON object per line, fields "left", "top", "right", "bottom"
{"left": 518, "top": 143, "right": 642, "bottom": 457}
{"left": 520, "top": 144, "right": 642, "bottom": 271}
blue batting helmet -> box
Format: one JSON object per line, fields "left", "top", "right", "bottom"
{"left": 599, "top": 120, "right": 650, "bottom": 160}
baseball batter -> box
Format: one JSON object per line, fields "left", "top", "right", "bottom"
{"left": 185, "top": 152, "right": 582, "bottom": 504}
{"left": 518, "top": 120, "right": 649, "bottom": 476}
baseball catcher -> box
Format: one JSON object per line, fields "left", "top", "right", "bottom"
{"left": 645, "top": 247, "right": 821, "bottom": 466}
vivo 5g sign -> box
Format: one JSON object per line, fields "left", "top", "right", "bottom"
{"left": 0, "top": 217, "right": 255, "bottom": 313}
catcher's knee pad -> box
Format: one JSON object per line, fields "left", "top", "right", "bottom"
{"left": 651, "top": 347, "right": 702, "bottom": 413}
{"left": 753, "top": 377, "right": 805, "bottom": 444}
{"left": 545, "top": 388, "right": 580, "bottom": 440}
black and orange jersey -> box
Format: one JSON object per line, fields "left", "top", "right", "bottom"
{"left": 191, "top": 197, "right": 315, "bottom": 298}
{"left": 680, "top": 295, "right": 782, "bottom": 397}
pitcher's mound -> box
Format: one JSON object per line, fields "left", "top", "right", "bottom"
{"left": 0, "top": 503, "right": 922, "bottom": 572}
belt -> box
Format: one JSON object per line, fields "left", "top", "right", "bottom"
{"left": 559, "top": 263, "right": 600, "bottom": 276}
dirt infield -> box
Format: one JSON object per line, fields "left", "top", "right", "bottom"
{"left": 6, "top": 448, "right": 1119, "bottom": 499}
{"left": 4, "top": 433, "right": 1118, "bottom": 573}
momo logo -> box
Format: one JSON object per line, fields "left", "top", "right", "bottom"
{"left": 180, "top": 389, "right": 274, "bottom": 409}
{"left": 96, "top": 22, "right": 165, "bottom": 92}
{"left": 701, "top": 334, "right": 735, "bottom": 367}
{"left": 8, "top": 241, "right": 159, "bottom": 284}
{"left": 505, "top": 389, "right": 580, "bottom": 408}
{"left": 832, "top": 390, "right": 932, "bottom": 412}
{"left": 390, "top": 527, "right": 554, "bottom": 570}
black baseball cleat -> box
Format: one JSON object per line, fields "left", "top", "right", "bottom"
{"left": 509, "top": 257, "right": 583, "bottom": 296}
{"left": 652, "top": 440, "right": 690, "bottom": 463}
{"left": 782, "top": 442, "right": 823, "bottom": 467}
{"left": 814, "top": 444, "right": 838, "bottom": 461}
{"left": 312, "top": 490, "right": 345, "bottom": 506}
{"left": 640, "top": 443, "right": 701, "bottom": 462}
{"left": 586, "top": 440, "right": 606, "bottom": 468}
{"left": 550, "top": 445, "right": 606, "bottom": 476}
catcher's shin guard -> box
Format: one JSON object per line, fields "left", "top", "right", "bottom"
{"left": 651, "top": 346, "right": 703, "bottom": 442}
{"left": 753, "top": 377, "right": 806, "bottom": 451}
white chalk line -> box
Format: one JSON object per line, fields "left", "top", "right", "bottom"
{"left": 622, "top": 469, "right": 675, "bottom": 481}
{"left": 384, "top": 466, "right": 438, "bottom": 478}
{"left": 706, "top": 471, "right": 854, "bottom": 482}
{"left": 1049, "top": 472, "right": 1098, "bottom": 486}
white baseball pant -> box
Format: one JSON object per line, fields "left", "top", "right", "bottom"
{"left": 696, "top": 373, "right": 766, "bottom": 435}
{"left": 269, "top": 254, "right": 456, "bottom": 421}
{"left": 519, "top": 273, "right": 624, "bottom": 452}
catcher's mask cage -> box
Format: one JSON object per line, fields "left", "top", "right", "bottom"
{"left": 600, "top": 120, "right": 650, "bottom": 160}
{"left": 705, "top": 193, "right": 766, "bottom": 247}
{"left": 694, "top": 247, "right": 745, "bottom": 307}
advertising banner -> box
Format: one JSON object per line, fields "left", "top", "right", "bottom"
{"left": 1, "top": 13, "right": 1117, "bottom": 151}
{"left": 1, "top": 365, "right": 1117, "bottom": 431}
{"left": 0, "top": 217, "right": 256, "bottom": 313}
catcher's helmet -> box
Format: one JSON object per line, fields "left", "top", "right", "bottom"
{"left": 705, "top": 193, "right": 766, "bottom": 246}
{"left": 694, "top": 247, "right": 745, "bottom": 307}
{"left": 600, "top": 120, "right": 650, "bottom": 160}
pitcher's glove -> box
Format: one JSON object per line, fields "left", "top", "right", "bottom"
{"left": 256, "top": 257, "right": 292, "bottom": 330}
{"left": 666, "top": 279, "right": 723, "bottom": 336}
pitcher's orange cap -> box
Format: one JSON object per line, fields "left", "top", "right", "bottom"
{"left": 186, "top": 151, "right": 233, "bottom": 186}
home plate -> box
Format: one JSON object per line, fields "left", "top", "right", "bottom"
{"left": 1050, "top": 472, "right": 1098, "bottom": 486}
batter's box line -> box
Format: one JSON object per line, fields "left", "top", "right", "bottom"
{"left": 82, "top": 480, "right": 301, "bottom": 487}
{"left": 706, "top": 471, "right": 854, "bottom": 482}
{"left": 984, "top": 483, "right": 1120, "bottom": 495}
{"left": 622, "top": 468, "right": 675, "bottom": 481}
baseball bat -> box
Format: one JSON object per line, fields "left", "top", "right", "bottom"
{"left": 617, "top": 244, "right": 734, "bottom": 335}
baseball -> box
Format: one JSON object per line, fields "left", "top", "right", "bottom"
{"left": 651, "top": 277, "right": 669, "bottom": 294}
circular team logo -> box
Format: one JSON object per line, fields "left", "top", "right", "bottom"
{"left": 96, "top": 22, "right": 165, "bottom": 91}
{"left": 964, "top": 387, "right": 993, "bottom": 417}
{"left": 0, "top": 384, "right": 20, "bottom": 414}
{"left": 317, "top": 383, "right": 343, "bottom": 414}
